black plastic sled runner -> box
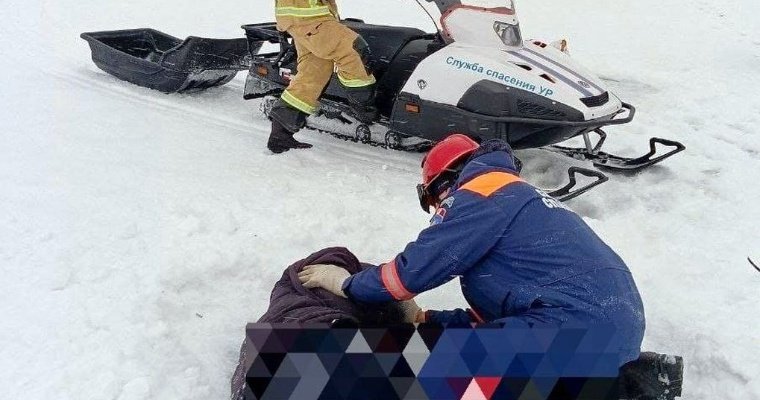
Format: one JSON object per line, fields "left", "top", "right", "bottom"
{"left": 80, "top": 29, "right": 258, "bottom": 93}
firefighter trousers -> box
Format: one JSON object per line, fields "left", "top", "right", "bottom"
{"left": 279, "top": 18, "right": 376, "bottom": 115}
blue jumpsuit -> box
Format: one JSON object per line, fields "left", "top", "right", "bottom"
{"left": 341, "top": 141, "right": 645, "bottom": 365}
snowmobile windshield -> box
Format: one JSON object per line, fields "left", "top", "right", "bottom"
{"left": 436, "top": 0, "right": 523, "bottom": 49}
{"left": 493, "top": 20, "right": 522, "bottom": 47}
{"left": 458, "top": 0, "right": 513, "bottom": 9}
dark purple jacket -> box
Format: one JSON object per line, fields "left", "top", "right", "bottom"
{"left": 258, "top": 247, "right": 379, "bottom": 324}
{"left": 231, "top": 248, "right": 404, "bottom": 399}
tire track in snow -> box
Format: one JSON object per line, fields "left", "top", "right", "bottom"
{"left": 44, "top": 64, "right": 608, "bottom": 209}
{"left": 45, "top": 65, "right": 424, "bottom": 175}
{"left": 0, "top": 3, "right": 423, "bottom": 177}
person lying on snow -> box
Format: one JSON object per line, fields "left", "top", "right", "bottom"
{"left": 230, "top": 247, "right": 407, "bottom": 400}
{"left": 258, "top": 246, "right": 407, "bottom": 325}
{"left": 299, "top": 134, "right": 647, "bottom": 366}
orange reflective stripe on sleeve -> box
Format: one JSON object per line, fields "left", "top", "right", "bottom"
{"left": 459, "top": 172, "right": 523, "bottom": 197}
{"left": 468, "top": 308, "right": 486, "bottom": 323}
{"left": 380, "top": 260, "right": 415, "bottom": 301}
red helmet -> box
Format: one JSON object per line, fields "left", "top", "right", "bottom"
{"left": 422, "top": 134, "right": 479, "bottom": 186}
{"left": 417, "top": 134, "right": 479, "bottom": 212}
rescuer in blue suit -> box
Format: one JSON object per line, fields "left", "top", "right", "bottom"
{"left": 299, "top": 134, "right": 646, "bottom": 365}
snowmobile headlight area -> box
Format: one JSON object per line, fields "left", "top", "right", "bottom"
{"left": 494, "top": 21, "right": 523, "bottom": 48}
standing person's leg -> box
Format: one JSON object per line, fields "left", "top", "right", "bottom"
{"left": 297, "top": 19, "right": 378, "bottom": 123}
{"left": 268, "top": 26, "right": 334, "bottom": 153}
{"left": 278, "top": 35, "right": 335, "bottom": 119}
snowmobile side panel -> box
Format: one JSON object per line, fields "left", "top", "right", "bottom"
{"left": 457, "top": 79, "right": 584, "bottom": 121}
{"left": 456, "top": 79, "right": 596, "bottom": 148}
{"left": 389, "top": 92, "right": 633, "bottom": 149}
{"left": 391, "top": 92, "right": 503, "bottom": 144}
{"left": 373, "top": 37, "right": 442, "bottom": 116}
{"left": 81, "top": 29, "right": 253, "bottom": 93}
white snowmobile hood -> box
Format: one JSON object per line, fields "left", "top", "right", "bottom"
{"left": 400, "top": 41, "right": 623, "bottom": 121}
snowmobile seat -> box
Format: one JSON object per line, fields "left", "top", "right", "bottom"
{"left": 342, "top": 20, "right": 428, "bottom": 78}
{"left": 81, "top": 28, "right": 255, "bottom": 93}
{"left": 241, "top": 20, "right": 428, "bottom": 79}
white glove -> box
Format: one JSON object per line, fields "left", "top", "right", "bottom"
{"left": 298, "top": 264, "right": 351, "bottom": 298}
{"left": 399, "top": 299, "right": 424, "bottom": 323}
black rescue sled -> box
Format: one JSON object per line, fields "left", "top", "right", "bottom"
{"left": 81, "top": 29, "right": 256, "bottom": 93}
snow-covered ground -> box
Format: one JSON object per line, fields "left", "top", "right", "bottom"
{"left": 1, "top": 0, "right": 758, "bottom": 399}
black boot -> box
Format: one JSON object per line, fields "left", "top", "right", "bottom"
{"left": 267, "top": 100, "right": 312, "bottom": 154}
{"left": 267, "top": 119, "right": 312, "bottom": 154}
{"left": 344, "top": 84, "right": 378, "bottom": 124}
{"left": 619, "top": 352, "right": 684, "bottom": 400}
{"left": 269, "top": 100, "right": 308, "bottom": 133}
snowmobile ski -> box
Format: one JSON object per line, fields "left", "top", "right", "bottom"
{"left": 545, "top": 167, "right": 609, "bottom": 202}
{"left": 548, "top": 128, "right": 686, "bottom": 172}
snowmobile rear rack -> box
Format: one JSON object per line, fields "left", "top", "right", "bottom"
{"left": 242, "top": 23, "right": 295, "bottom": 66}
{"left": 241, "top": 23, "right": 283, "bottom": 44}
{"left": 81, "top": 29, "right": 256, "bottom": 93}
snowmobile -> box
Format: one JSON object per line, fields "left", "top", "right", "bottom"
{"left": 80, "top": 0, "right": 684, "bottom": 200}
{"left": 242, "top": 0, "right": 685, "bottom": 200}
